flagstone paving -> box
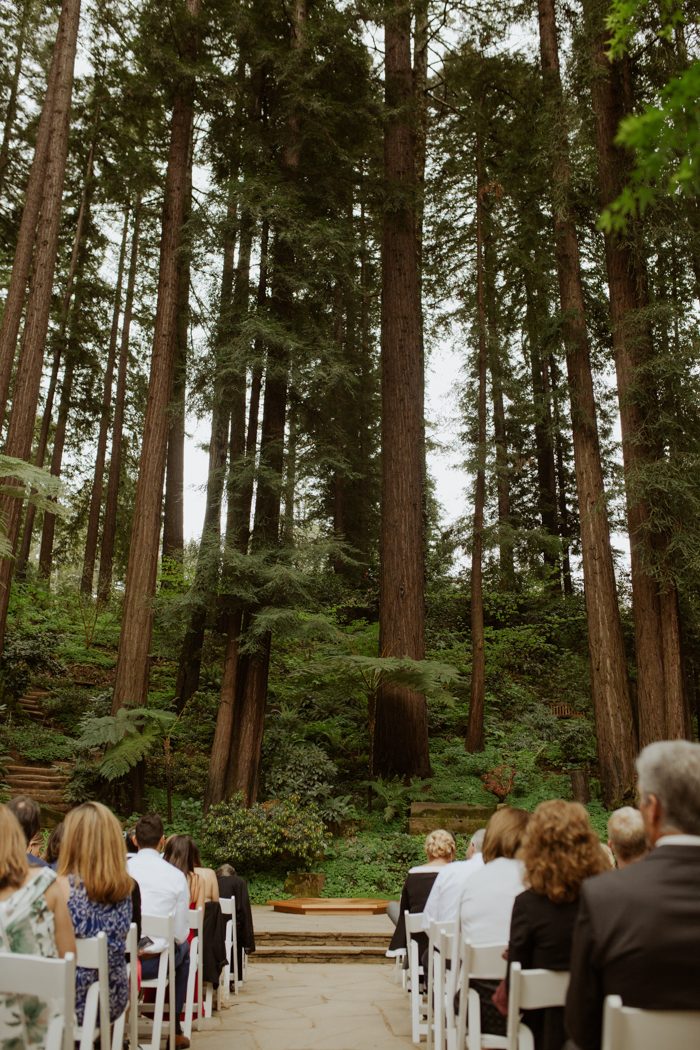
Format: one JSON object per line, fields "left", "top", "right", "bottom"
{"left": 194, "top": 907, "right": 411, "bottom": 1049}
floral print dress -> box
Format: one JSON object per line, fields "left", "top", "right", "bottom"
{"left": 0, "top": 866, "right": 60, "bottom": 1050}
{"left": 66, "top": 876, "right": 132, "bottom": 1024}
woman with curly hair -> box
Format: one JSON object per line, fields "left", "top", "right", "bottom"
{"left": 506, "top": 799, "right": 608, "bottom": 1050}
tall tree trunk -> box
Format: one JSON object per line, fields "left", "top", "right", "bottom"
{"left": 537, "top": 0, "right": 636, "bottom": 806}
{"left": 525, "top": 268, "right": 560, "bottom": 583}
{"left": 161, "top": 136, "right": 193, "bottom": 573}
{"left": 0, "top": 0, "right": 32, "bottom": 199}
{"left": 465, "top": 143, "right": 489, "bottom": 754}
{"left": 0, "top": 12, "right": 60, "bottom": 432}
{"left": 374, "top": 1, "right": 430, "bottom": 779}
{"left": 37, "top": 121, "right": 99, "bottom": 580}
{"left": 111, "top": 0, "right": 201, "bottom": 713}
{"left": 0, "top": 0, "right": 81, "bottom": 654}
{"left": 97, "top": 199, "right": 141, "bottom": 602}
{"left": 584, "top": 0, "right": 688, "bottom": 742}
{"left": 485, "top": 227, "right": 514, "bottom": 589}
{"left": 80, "top": 204, "right": 130, "bottom": 594}
{"left": 224, "top": 4, "right": 306, "bottom": 806}
{"left": 549, "top": 353, "right": 574, "bottom": 596}
{"left": 174, "top": 199, "right": 239, "bottom": 713}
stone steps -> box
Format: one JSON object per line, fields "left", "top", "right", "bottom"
{"left": 256, "top": 930, "right": 389, "bottom": 947}
{"left": 5, "top": 687, "right": 70, "bottom": 816}
{"left": 250, "top": 944, "right": 389, "bottom": 964}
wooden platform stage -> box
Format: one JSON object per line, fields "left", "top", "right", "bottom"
{"left": 268, "top": 897, "right": 390, "bottom": 915}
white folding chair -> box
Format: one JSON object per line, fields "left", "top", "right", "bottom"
{"left": 505, "top": 964, "right": 569, "bottom": 1050}
{"left": 140, "top": 911, "right": 176, "bottom": 1050}
{"left": 426, "top": 919, "right": 455, "bottom": 1050}
{"left": 406, "top": 911, "right": 429, "bottom": 1043}
{"left": 0, "top": 951, "right": 76, "bottom": 1050}
{"left": 455, "top": 940, "right": 508, "bottom": 1050}
{"left": 121, "top": 922, "right": 138, "bottom": 1050}
{"left": 182, "top": 907, "right": 204, "bottom": 1038}
{"left": 601, "top": 994, "right": 700, "bottom": 1050}
{"left": 75, "top": 932, "right": 111, "bottom": 1050}
{"left": 219, "top": 896, "right": 241, "bottom": 999}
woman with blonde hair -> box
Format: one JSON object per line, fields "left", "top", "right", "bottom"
{"left": 387, "top": 828, "right": 456, "bottom": 960}
{"left": 505, "top": 800, "right": 607, "bottom": 1050}
{"left": 0, "top": 805, "right": 75, "bottom": 1046}
{"left": 56, "top": 801, "right": 134, "bottom": 1025}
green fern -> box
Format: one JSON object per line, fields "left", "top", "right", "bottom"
{"left": 334, "top": 655, "right": 462, "bottom": 697}
{"left": 77, "top": 707, "right": 175, "bottom": 782}
{"left": 0, "top": 454, "right": 67, "bottom": 560}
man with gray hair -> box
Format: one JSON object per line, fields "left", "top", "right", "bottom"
{"left": 566, "top": 740, "right": 700, "bottom": 1050}
{"left": 421, "top": 827, "right": 486, "bottom": 931}
{"left": 607, "top": 806, "right": 648, "bottom": 868}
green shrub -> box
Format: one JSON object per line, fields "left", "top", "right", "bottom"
{"left": 4, "top": 722, "right": 75, "bottom": 764}
{"left": 200, "top": 794, "right": 328, "bottom": 871}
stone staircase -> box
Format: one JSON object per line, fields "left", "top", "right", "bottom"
{"left": 251, "top": 928, "right": 390, "bottom": 964}
{"left": 4, "top": 686, "right": 70, "bottom": 818}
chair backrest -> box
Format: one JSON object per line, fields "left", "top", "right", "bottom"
{"left": 464, "top": 941, "right": 508, "bottom": 980}
{"left": 76, "top": 932, "right": 111, "bottom": 1050}
{"left": 405, "top": 911, "right": 425, "bottom": 937}
{"left": 0, "top": 951, "right": 76, "bottom": 1050}
{"left": 601, "top": 994, "right": 700, "bottom": 1050}
{"left": 142, "top": 911, "right": 175, "bottom": 942}
{"left": 124, "top": 923, "right": 139, "bottom": 1050}
{"left": 506, "top": 964, "right": 569, "bottom": 1050}
{"left": 219, "top": 896, "right": 235, "bottom": 917}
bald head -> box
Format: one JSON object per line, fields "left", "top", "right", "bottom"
{"left": 607, "top": 806, "right": 647, "bottom": 868}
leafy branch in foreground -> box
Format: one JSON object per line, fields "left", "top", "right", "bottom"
{"left": 0, "top": 454, "right": 68, "bottom": 560}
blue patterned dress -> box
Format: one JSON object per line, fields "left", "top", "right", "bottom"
{"left": 66, "top": 876, "right": 132, "bottom": 1024}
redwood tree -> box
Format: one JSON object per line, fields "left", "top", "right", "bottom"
{"left": 111, "top": 0, "right": 201, "bottom": 713}
{"left": 537, "top": 0, "right": 636, "bottom": 805}
{"left": 373, "top": 1, "right": 431, "bottom": 779}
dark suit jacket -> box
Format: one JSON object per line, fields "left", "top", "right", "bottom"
{"left": 388, "top": 870, "right": 440, "bottom": 957}
{"left": 217, "top": 871, "right": 256, "bottom": 972}
{"left": 508, "top": 889, "right": 580, "bottom": 1050}
{"left": 565, "top": 844, "right": 700, "bottom": 1050}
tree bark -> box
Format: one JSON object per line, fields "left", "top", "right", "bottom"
{"left": 0, "top": 0, "right": 81, "bottom": 654}
{"left": 465, "top": 141, "right": 489, "bottom": 754}
{"left": 111, "top": 0, "right": 201, "bottom": 713}
{"left": 97, "top": 199, "right": 142, "bottom": 601}
{"left": 584, "top": 0, "right": 688, "bottom": 742}
{"left": 0, "top": 8, "right": 60, "bottom": 432}
{"left": 549, "top": 353, "right": 573, "bottom": 595}
{"left": 537, "top": 0, "right": 636, "bottom": 806}
{"left": 374, "top": 1, "right": 430, "bottom": 779}
{"left": 80, "top": 204, "right": 130, "bottom": 595}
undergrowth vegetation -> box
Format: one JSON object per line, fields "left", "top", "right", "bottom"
{"left": 0, "top": 573, "right": 616, "bottom": 899}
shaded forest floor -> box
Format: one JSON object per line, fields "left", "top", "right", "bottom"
{"left": 0, "top": 573, "right": 616, "bottom": 899}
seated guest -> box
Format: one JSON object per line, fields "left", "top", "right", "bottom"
{"left": 8, "top": 795, "right": 49, "bottom": 867}
{"left": 216, "top": 863, "right": 256, "bottom": 973}
{"left": 566, "top": 740, "right": 700, "bottom": 1050}
{"left": 421, "top": 828, "right": 485, "bottom": 931}
{"left": 128, "top": 813, "right": 191, "bottom": 1049}
{"left": 44, "top": 822, "right": 63, "bottom": 869}
{"left": 506, "top": 801, "right": 607, "bottom": 1050}
{"left": 164, "top": 835, "right": 219, "bottom": 909}
{"left": 457, "top": 807, "right": 530, "bottom": 1034}
{"left": 387, "top": 828, "right": 456, "bottom": 961}
{"left": 607, "top": 806, "right": 648, "bottom": 869}
{"left": 56, "top": 802, "right": 133, "bottom": 1026}
{"left": 0, "top": 805, "right": 75, "bottom": 1048}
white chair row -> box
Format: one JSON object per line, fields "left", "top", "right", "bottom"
{"left": 405, "top": 912, "right": 700, "bottom": 1050}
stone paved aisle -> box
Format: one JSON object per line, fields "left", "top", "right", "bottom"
{"left": 194, "top": 962, "right": 413, "bottom": 1050}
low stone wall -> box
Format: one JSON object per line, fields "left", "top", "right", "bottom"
{"left": 408, "top": 802, "right": 495, "bottom": 835}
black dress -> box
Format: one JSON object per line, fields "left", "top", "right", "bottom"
{"left": 507, "top": 889, "right": 579, "bottom": 1050}
{"left": 387, "top": 869, "right": 441, "bottom": 962}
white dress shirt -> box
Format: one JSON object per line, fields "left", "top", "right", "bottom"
{"left": 127, "top": 848, "right": 190, "bottom": 949}
{"left": 458, "top": 857, "right": 525, "bottom": 945}
{"left": 421, "top": 853, "right": 484, "bottom": 931}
